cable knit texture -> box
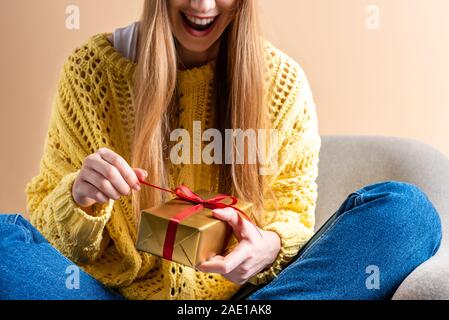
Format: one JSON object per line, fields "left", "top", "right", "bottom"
{"left": 25, "top": 33, "right": 321, "bottom": 300}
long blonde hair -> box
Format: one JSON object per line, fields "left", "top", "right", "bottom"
{"left": 132, "top": 0, "right": 268, "bottom": 221}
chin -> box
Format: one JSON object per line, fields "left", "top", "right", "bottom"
{"left": 179, "top": 41, "right": 215, "bottom": 54}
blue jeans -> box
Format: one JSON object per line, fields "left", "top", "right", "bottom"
{"left": 0, "top": 181, "right": 442, "bottom": 300}
{"left": 242, "top": 181, "right": 442, "bottom": 300}
{"left": 0, "top": 214, "right": 123, "bottom": 300}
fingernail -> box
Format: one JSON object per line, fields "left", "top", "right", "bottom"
{"left": 133, "top": 183, "right": 141, "bottom": 191}
{"left": 144, "top": 170, "right": 148, "bottom": 178}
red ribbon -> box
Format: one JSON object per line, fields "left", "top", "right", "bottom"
{"left": 138, "top": 179, "right": 261, "bottom": 261}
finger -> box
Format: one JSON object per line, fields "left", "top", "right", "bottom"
{"left": 85, "top": 154, "right": 132, "bottom": 195}
{"left": 212, "top": 208, "right": 251, "bottom": 239}
{"left": 133, "top": 168, "right": 148, "bottom": 181}
{"left": 196, "top": 255, "right": 224, "bottom": 272}
{"left": 208, "top": 255, "right": 225, "bottom": 261}
{"left": 97, "top": 148, "right": 140, "bottom": 191}
{"left": 234, "top": 261, "right": 256, "bottom": 275}
{"left": 197, "top": 255, "right": 226, "bottom": 274}
{"left": 75, "top": 179, "right": 109, "bottom": 204}
{"left": 80, "top": 168, "right": 122, "bottom": 200}
{"left": 224, "top": 262, "right": 256, "bottom": 285}
{"left": 198, "top": 243, "right": 248, "bottom": 275}
{"left": 221, "top": 243, "right": 251, "bottom": 273}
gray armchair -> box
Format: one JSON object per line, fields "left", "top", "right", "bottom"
{"left": 316, "top": 136, "right": 449, "bottom": 299}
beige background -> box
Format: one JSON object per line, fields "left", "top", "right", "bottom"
{"left": 1, "top": 0, "right": 448, "bottom": 213}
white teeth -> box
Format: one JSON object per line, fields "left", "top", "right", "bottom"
{"left": 185, "top": 15, "right": 215, "bottom": 26}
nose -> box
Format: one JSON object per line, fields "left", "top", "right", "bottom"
{"left": 190, "top": 0, "right": 216, "bottom": 14}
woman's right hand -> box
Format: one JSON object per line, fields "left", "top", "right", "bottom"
{"left": 72, "top": 148, "right": 147, "bottom": 208}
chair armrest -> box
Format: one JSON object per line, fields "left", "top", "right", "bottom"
{"left": 392, "top": 253, "right": 449, "bottom": 300}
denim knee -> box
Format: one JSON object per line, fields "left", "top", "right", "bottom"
{"left": 0, "top": 214, "right": 47, "bottom": 245}
{"left": 357, "top": 181, "right": 442, "bottom": 252}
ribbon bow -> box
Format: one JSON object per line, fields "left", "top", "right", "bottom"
{"left": 138, "top": 179, "right": 262, "bottom": 261}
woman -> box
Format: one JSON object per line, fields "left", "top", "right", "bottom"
{"left": 0, "top": 0, "right": 441, "bottom": 300}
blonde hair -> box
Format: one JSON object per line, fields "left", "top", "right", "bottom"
{"left": 132, "top": 0, "right": 268, "bottom": 221}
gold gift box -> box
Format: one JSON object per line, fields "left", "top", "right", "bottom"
{"left": 135, "top": 191, "right": 253, "bottom": 268}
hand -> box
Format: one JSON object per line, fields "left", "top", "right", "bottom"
{"left": 197, "top": 207, "right": 281, "bottom": 285}
{"left": 72, "top": 148, "right": 147, "bottom": 208}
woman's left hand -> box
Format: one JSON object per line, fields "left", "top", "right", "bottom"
{"left": 197, "top": 207, "right": 281, "bottom": 285}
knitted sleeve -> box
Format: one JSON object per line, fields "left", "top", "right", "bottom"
{"left": 249, "top": 50, "right": 321, "bottom": 285}
{"left": 25, "top": 49, "right": 114, "bottom": 263}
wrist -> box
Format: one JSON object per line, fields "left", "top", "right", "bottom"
{"left": 263, "top": 230, "right": 281, "bottom": 265}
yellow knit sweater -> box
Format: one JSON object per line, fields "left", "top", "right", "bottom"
{"left": 25, "top": 33, "right": 321, "bottom": 300}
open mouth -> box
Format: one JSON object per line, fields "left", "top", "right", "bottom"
{"left": 180, "top": 12, "right": 219, "bottom": 34}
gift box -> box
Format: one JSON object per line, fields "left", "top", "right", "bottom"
{"left": 135, "top": 189, "right": 253, "bottom": 268}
